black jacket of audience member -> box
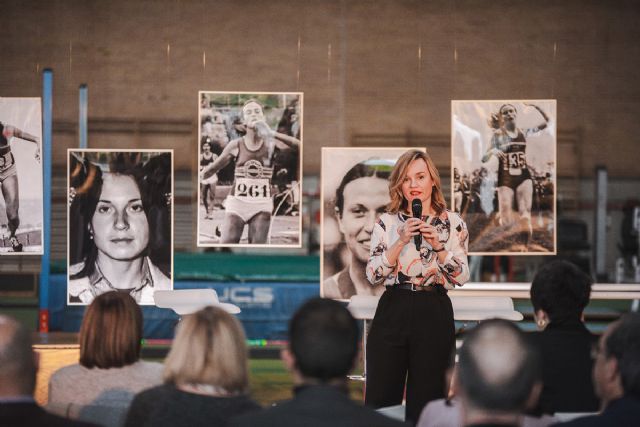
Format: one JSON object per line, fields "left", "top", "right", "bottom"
{"left": 125, "top": 383, "right": 260, "bottom": 427}
{"left": 553, "top": 395, "right": 640, "bottom": 426}
{"left": 528, "top": 318, "right": 600, "bottom": 414}
{"left": 228, "top": 384, "right": 409, "bottom": 427}
{"left": 0, "top": 402, "right": 99, "bottom": 427}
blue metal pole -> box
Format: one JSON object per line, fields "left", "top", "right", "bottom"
{"left": 79, "top": 84, "right": 88, "bottom": 148}
{"left": 39, "top": 69, "right": 53, "bottom": 332}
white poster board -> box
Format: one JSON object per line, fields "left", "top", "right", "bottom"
{"left": 67, "top": 149, "right": 174, "bottom": 305}
{"left": 452, "top": 100, "right": 557, "bottom": 255}
{"left": 0, "top": 97, "right": 43, "bottom": 254}
{"left": 197, "top": 91, "right": 303, "bottom": 248}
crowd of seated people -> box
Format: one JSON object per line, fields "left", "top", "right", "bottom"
{"left": 1, "top": 261, "right": 639, "bottom": 427}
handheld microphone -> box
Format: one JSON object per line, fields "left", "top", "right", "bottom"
{"left": 411, "top": 198, "right": 422, "bottom": 251}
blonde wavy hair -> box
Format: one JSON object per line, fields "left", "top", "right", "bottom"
{"left": 163, "top": 306, "right": 249, "bottom": 394}
{"left": 387, "top": 150, "right": 447, "bottom": 215}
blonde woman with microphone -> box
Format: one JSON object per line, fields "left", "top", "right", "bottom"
{"left": 365, "top": 149, "right": 470, "bottom": 425}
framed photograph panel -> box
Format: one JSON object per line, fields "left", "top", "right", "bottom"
{"left": 67, "top": 149, "right": 174, "bottom": 305}
{"left": 0, "top": 97, "right": 43, "bottom": 255}
{"left": 321, "top": 147, "right": 426, "bottom": 300}
{"left": 451, "top": 100, "right": 557, "bottom": 255}
{"left": 197, "top": 91, "right": 303, "bottom": 248}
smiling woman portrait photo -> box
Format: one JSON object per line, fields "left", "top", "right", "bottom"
{"left": 321, "top": 148, "right": 424, "bottom": 300}
{"left": 67, "top": 150, "right": 173, "bottom": 305}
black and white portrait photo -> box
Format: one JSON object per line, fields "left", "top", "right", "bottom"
{"left": 452, "top": 100, "right": 557, "bottom": 254}
{"left": 0, "top": 98, "right": 43, "bottom": 255}
{"left": 197, "top": 91, "right": 302, "bottom": 248}
{"left": 321, "top": 147, "right": 425, "bottom": 300}
{"left": 67, "top": 150, "right": 173, "bottom": 305}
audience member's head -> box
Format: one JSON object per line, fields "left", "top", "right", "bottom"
{"left": 530, "top": 260, "right": 592, "bottom": 328}
{"left": 79, "top": 291, "right": 143, "bottom": 369}
{"left": 284, "top": 298, "right": 359, "bottom": 383}
{"left": 457, "top": 319, "right": 541, "bottom": 425}
{"left": 164, "top": 306, "right": 249, "bottom": 394}
{"left": 593, "top": 313, "right": 640, "bottom": 405}
{"left": 0, "top": 315, "right": 37, "bottom": 397}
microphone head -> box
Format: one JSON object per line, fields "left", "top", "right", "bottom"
{"left": 411, "top": 198, "right": 422, "bottom": 218}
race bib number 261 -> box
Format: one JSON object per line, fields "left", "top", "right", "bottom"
{"left": 235, "top": 177, "right": 271, "bottom": 200}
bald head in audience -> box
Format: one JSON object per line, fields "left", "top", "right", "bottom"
{"left": 0, "top": 315, "right": 38, "bottom": 397}
{"left": 457, "top": 319, "right": 542, "bottom": 427}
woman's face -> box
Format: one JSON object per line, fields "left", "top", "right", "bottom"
{"left": 242, "top": 101, "right": 265, "bottom": 127}
{"left": 91, "top": 174, "right": 149, "bottom": 261}
{"left": 401, "top": 158, "right": 434, "bottom": 209}
{"left": 500, "top": 105, "right": 517, "bottom": 127}
{"left": 338, "top": 176, "right": 389, "bottom": 264}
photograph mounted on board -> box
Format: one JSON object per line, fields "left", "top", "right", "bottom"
{"left": 451, "top": 100, "right": 556, "bottom": 255}
{"left": 0, "top": 98, "right": 43, "bottom": 255}
{"left": 321, "top": 147, "right": 426, "bottom": 300}
{"left": 197, "top": 91, "right": 303, "bottom": 248}
{"left": 67, "top": 149, "right": 174, "bottom": 305}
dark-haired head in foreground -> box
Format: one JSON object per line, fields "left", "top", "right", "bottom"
{"left": 530, "top": 260, "right": 592, "bottom": 327}
{"left": 286, "top": 297, "right": 359, "bottom": 383}
{"left": 457, "top": 319, "right": 541, "bottom": 426}
{"left": 228, "top": 298, "right": 407, "bottom": 427}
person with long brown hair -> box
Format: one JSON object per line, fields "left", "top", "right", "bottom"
{"left": 365, "top": 149, "right": 470, "bottom": 424}
{"left": 48, "top": 291, "right": 163, "bottom": 427}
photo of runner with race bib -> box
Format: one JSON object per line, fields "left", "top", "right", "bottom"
{"left": 197, "top": 92, "right": 302, "bottom": 248}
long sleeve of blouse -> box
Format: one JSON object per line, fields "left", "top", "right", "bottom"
{"left": 366, "top": 211, "right": 470, "bottom": 290}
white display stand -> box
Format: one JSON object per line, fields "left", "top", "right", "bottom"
{"left": 346, "top": 294, "right": 523, "bottom": 382}
{"left": 154, "top": 289, "right": 240, "bottom": 315}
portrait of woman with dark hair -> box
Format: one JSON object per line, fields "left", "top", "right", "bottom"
{"left": 67, "top": 150, "right": 173, "bottom": 305}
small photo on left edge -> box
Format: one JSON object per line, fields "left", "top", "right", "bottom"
{"left": 67, "top": 149, "right": 174, "bottom": 305}
{"left": 0, "top": 97, "right": 43, "bottom": 255}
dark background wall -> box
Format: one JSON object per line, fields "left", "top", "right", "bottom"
{"left": 1, "top": 0, "right": 639, "bottom": 276}
{"left": 2, "top": 0, "right": 639, "bottom": 176}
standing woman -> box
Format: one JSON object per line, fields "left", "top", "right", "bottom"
{"left": 365, "top": 150, "right": 470, "bottom": 424}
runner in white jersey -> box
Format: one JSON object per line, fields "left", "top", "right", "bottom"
{"left": 199, "top": 100, "right": 300, "bottom": 244}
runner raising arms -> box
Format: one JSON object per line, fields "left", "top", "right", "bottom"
{"left": 199, "top": 99, "right": 300, "bottom": 244}
{"left": 481, "top": 103, "right": 549, "bottom": 237}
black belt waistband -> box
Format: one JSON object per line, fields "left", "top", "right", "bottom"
{"left": 387, "top": 283, "right": 444, "bottom": 293}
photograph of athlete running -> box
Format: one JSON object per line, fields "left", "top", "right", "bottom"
{"left": 197, "top": 93, "right": 302, "bottom": 247}
{"left": 452, "top": 100, "right": 556, "bottom": 254}
{"left": 481, "top": 103, "right": 549, "bottom": 236}
{"left": 0, "top": 98, "right": 43, "bottom": 254}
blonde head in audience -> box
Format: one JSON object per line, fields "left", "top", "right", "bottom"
{"left": 164, "top": 306, "right": 249, "bottom": 394}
